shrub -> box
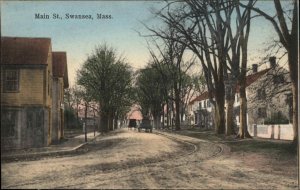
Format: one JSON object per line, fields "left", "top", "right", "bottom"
{"left": 64, "top": 108, "right": 81, "bottom": 128}
{"left": 264, "top": 112, "right": 289, "bottom": 124}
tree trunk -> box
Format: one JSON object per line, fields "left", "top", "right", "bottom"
{"left": 171, "top": 102, "right": 175, "bottom": 131}
{"left": 166, "top": 101, "right": 170, "bottom": 128}
{"left": 153, "top": 114, "right": 160, "bottom": 129}
{"left": 108, "top": 113, "right": 114, "bottom": 131}
{"left": 157, "top": 115, "right": 161, "bottom": 129}
{"left": 93, "top": 111, "right": 96, "bottom": 137}
{"left": 114, "top": 114, "right": 118, "bottom": 130}
{"left": 291, "top": 71, "right": 298, "bottom": 146}
{"left": 237, "top": 10, "right": 252, "bottom": 139}
{"left": 76, "top": 103, "right": 80, "bottom": 128}
{"left": 180, "top": 103, "right": 185, "bottom": 123}
{"left": 287, "top": 46, "right": 298, "bottom": 146}
{"left": 175, "top": 91, "right": 181, "bottom": 131}
{"left": 237, "top": 87, "right": 252, "bottom": 138}
{"left": 162, "top": 104, "right": 165, "bottom": 129}
{"left": 84, "top": 102, "right": 88, "bottom": 142}
{"left": 226, "top": 98, "right": 235, "bottom": 135}
{"left": 100, "top": 113, "right": 109, "bottom": 133}
{"left": 214, "top": 100, "right": 225, "bottom": 134}
{"left": 214, "top": 85, "right": 225, "bottom": 134}
{"left": 237, "top": 37, "right": 251, "bottom": 139}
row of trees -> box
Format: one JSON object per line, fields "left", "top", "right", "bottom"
{"left": 70, "top": 43, "right": 206, "bottom": 133}
{"left": 137, "top": 24, "right": 202, "bottom": 130}
{"left": 135, "top": 60, "right": 205, "bottom": 130}
{"left": 140, "top": 0, "right": 297, "bottom": 145}
{"left": 63, "top": 0, "right": 297, "bottom": 147}
{"left": 140, "top": 0, "right": 255, "bottom": 137}
{"left": 69, "top": 43, "right": 204, "bottom": 133}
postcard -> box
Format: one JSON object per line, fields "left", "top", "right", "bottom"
{"left": 1, "top": 1, "right": 299, "bottom": 189}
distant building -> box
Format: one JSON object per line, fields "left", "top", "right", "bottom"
{"left": 126, "top": 105, "right": 143, "bottom": 126}
{"left": 188, "top": 92, "right": 214, "bottom": 128}
{"left": 1, "top": 37, "right": 69, "bottom": 149}
{"left": 77, "top": 102, "right": 99, "bottom": 128}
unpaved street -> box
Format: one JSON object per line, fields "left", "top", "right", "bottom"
{"left": 1, "top": 128, "right": 298, "bottom": 189}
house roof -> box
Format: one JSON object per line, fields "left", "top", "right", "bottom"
{"left": 236, "top": 68, "right": 271, "bottom": 92}
{"left": 52, "top": 52, "right": 69, "bottom": 88}
{"left": 189, "top": 68, "right": 271, "bottom": 105}
{"left": 63, "top": 61, "right": 69, "bottom": 88}
{"left": 127, "top": 110, "right": 143, "bottom": 120}
{"left": 246, "top": 68, "right": 271, "bottom": 87}
{"left": 1, "top": 37, "right": 51, "bottom": 65}
{"left": 52, "top": 52, "right": 67, "bottom": 77}
{"left": 189, "top": 91, "right": 210, "bottom": 105}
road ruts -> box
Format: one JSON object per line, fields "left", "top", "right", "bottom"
{"left": 53, "top": 130, "right": 227, "bottom": 189}
{"left": 1, "top": 129, "right": 228, "bottom": 189}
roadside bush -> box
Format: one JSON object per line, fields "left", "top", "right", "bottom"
{"left": 64, "top": 108, "right": 81, "bottom": 128}
{"left": 264, "top": 111, "right": 289, "bottom": 124}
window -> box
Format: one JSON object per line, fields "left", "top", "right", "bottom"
{"left": 27, "top": 108, "right": 44, "bottom": 129}
{"left": 258, "top": 108, "right": 267, "bottom": 118}
{"left": 199, "top": 102, "right": 202, "bottom": 109}
{"left": 203, "top": 101, "right": 206, "bottom": 108}
{"left": 207, "top": 100, "right": 211, "bottom": 108}
{"left": 273, "top": 75, "right": 284, "bottom": 84}
{"left": 46, "top": 70, "right": 53, "bottom": 97}
{"left": 1, "top": 110, "right": 17, "bottom": 137}
{"left": 236, "top": 94, "right": 240, "bottom": 102}
{"left": 3, "top": 69, "right": 19, "bottom": 92}
{"left": 27, "top": 110, "right": 35, "bottom": 129}
{"left": 285, "top": 93, "right": 293, "bottom": 122}
{"left": 257, "top": 89, "right": 266, "bottom": 100}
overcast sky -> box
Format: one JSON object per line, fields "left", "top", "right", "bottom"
{"left": 1, "top": 1, "right": 282, "bottom": 87}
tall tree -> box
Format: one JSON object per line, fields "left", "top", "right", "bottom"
{"left": 136, "top": 63, "right": 168, "bottom": 129}
{"left": 77, "top": 43, "right": 134, "bottom": 133}
{"left": 109, "top": 62, "right": 134, "bottom": 130}
{"left": 145, "top": 0, "right": 255, "bottom": 137}
{"left": 236, "top": 0, "right": 253, "bottom": 138}
{"left": 147, "top": 32, "right": 195, "bottom": 130}
{"left": 220, "top": 0, "right": 254, "bottom": 137}
{"left": 147, "top": 1, "right": 227, "bottom": 134}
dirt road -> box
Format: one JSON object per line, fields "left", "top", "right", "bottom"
{"left": 1, "top": 128, "right": 298, "bottom": 189}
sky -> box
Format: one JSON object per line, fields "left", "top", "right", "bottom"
{"left": 1, "top": 0, "right": 284, "bottom": 87}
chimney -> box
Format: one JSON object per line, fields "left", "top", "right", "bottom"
{"left": 252, "top": 64, "right": 258, "bottom": 73}
{"left": 269, "top": 56, "right": 276, "bottom": 68}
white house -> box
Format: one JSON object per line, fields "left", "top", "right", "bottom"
{"left": 188, "top": 57, "right": 293, "bottom": 139}
{"left": 187, "top": 92, "right": 214, "bottom": 128}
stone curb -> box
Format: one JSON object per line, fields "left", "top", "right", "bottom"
{"left": 1, "top": 134, "right": 100, "bottom": 162}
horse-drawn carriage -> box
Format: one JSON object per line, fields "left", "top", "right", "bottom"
{"left": 128, "top": 117, "right": 153, "bottom": 133}
{"left": 138, "top": 118, "right": 153, "bottom": 133}
{"left": 128, "top": 119, "right": 137, "bottom": 130}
